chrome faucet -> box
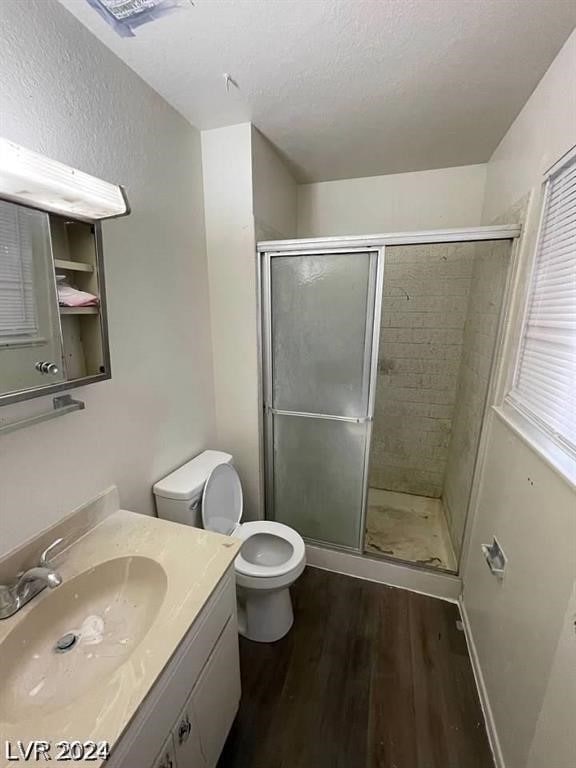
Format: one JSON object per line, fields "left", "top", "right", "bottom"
{"left": 0, "top": 538, "right": 64, "bottom": 620}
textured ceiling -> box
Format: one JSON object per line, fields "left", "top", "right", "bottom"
{"left": 58, "top": 0, "right": 576, "bottom": 182}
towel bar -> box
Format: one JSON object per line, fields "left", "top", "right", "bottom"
{"left": 0, "top": 395, "right": 85, "bottom": 436}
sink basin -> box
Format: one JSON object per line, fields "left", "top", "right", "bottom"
{"left": 0, "top": 556, "right": 167, "bottom": 724}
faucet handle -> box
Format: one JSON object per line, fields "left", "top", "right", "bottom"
{"left": 39, "top": 537, "right": 64, "bottom": 567}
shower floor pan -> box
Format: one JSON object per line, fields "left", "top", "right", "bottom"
{"left": 365, "top": 488, "right": 457, "bottom": 571}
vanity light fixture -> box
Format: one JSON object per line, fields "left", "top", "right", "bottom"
{"left": 0, "top": 137, "right": 130, "bottom": 222}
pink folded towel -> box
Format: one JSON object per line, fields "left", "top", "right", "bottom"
{"left": 58, "top": 285, "right": 100, "bottom": 307}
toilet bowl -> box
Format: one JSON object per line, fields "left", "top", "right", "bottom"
{"left": 233, "top": 521, "right": 306, "bottom": 642}
{"left": 153, "top": 451, "right": 306, "bottom": 643}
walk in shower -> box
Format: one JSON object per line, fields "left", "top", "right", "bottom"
{"left": 260, "top": 228, "right": 518, "bottom": 574}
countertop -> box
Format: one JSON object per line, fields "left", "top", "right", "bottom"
{"left": 0, "top": 489, "right": 241, "bottom": 767}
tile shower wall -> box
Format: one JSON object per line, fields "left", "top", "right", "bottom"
{"left": 443, "top": 240, "right": 510, "bottom": 550}
{"left": 369, "top": 244, "right": 474, "bottom": 497}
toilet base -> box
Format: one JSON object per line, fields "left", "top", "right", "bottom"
{"left": 236, "top": 585, "right": 294, "bottom": 643}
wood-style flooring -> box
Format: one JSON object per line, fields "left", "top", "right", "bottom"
{"left": 218, "top": 567, "right": 493, "bottom": 768}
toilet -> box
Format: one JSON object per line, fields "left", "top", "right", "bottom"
{"left": 153, "top": 450, "right": 306, "bottom": 643}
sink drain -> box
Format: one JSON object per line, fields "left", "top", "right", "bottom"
{"left": 54, "top": 632, "right": 78, "bottom": 653}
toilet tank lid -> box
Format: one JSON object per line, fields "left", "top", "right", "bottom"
{"left": 153, "top": 450, "right": 233, "bottom": 501}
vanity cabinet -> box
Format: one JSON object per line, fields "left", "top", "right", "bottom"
{"left": 186, "top": 618, "right": 241, "bottom": 766}
{"left": 107, "top": 568, "right": 240, "bottom": 768}
{"left": 168, "top": 618, "right": 239, "bottom": 767}
{"left": 152, "top": 735, "right": 177, "bottom": 768}
{"left": 172, "top": 705, "right": 204, "bottom": 767}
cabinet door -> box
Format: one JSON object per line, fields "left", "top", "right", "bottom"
{"left": 152, "top": 734, "right": 177, "bottom": 768}
{"left": 192, "top": 618, "right": 241, "bottom": 768}
{"left": 172, "top": 703, "right": 205, "bottom": 768}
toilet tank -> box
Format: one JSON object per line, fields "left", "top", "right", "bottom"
{"left": 153, "top": 450, "right": 233, "bottom": 527}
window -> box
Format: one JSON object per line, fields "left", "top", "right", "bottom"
{"left": 0, "top": 200, "right": 39, "bottom": 339}
{"left": 507, "top": 150, "right": 576, "bottom": 457}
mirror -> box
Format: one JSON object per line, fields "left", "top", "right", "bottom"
{"left": 0, "top": 199, "right": 110, "bottom": 405}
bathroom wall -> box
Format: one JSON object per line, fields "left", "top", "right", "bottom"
{"left": 252, "top": 127, "right": 298, "bottom": 241}
{"left": 442, "top": 240, "right": 511, "bottom": 552}
{"left": 201, "top": 123, "right": 261, "bottom": 520}
{"left": 201, "top": 124, "right": 297, "bottom": 520}
{"left": 462, "top": 29, "right": 576, "bottom": 768}
{"left": 526, "top": 581, "right": 576, "bottom": 768}
{"left": 210, "top": 137, "right": 482, "bottom": 519}
{"left": 0, "top": 0, "right": 215, "bottom": 556}
{"left": 370, "top": 243, "right": 474, "bottom": 497}
{"left": 297, "top": 164, "right": 487, "bottom": 237}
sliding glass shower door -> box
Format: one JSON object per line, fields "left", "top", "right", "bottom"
{"left": 263, "top": 249, "right": 381, "bottom": 551}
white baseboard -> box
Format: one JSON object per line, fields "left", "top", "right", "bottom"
{"left": 459, "top": 597, "right": 505, "bottom": 768}
{"left": 306, "top": 543, "right": 462, "bottom": 602}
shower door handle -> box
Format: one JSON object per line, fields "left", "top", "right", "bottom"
{"left": 266, "top": 406, "right": 372, "bottom": 424}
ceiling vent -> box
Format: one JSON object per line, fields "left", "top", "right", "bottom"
{"left": 85, "top": 0, "right": 192, "bottom": 37}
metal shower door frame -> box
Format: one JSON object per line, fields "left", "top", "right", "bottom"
{"left": 261, "top": 246, "right": 385, "bottom": 553}
{"left": 258, "top": 225, "right": 523, "bottom": 567}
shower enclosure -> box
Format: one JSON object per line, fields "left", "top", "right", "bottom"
{"left": 260, "top": 227, "right": 518, "bottom": 574}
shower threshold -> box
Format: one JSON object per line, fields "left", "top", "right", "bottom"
{"left": 364, "top": 488, "right": 457, "bottom": 571}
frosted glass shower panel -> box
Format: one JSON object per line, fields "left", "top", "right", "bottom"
{"left": 272, "top": 414, "right": 368, "bottom": 548}
{"left": 270, "top": 252, "right": 374, "bottom": 416}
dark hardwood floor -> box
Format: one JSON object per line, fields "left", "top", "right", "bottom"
{"left": 218, "top": 567, "right": 493, "bottom": 768}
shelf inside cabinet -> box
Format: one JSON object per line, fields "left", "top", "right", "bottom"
{"left": 59, "top": 306, "right": 99, "bottom": 315}
{"left": 54, "top": 258, "right": 95, "bottom": 273}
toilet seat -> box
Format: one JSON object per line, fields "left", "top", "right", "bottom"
{"left": 202, "top": 464, "right": 306, "bottom": 581}
{"left": 201, "top": 463, "right": 243, "bottom": 535}
{"left": 234, "top": 521, "right": 306, "bottom": 579}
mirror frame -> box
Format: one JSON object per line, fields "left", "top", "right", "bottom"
{"left": 0, "top": 217, "right": 111, "bottom": 406}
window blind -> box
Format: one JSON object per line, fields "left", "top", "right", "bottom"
{"left": 0, "top": 200, "right": 39, "bottom": 338}
{"left": 508, "top": 153, "right": 576, "bottom": 455}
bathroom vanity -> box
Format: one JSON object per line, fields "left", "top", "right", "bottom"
{"left": 109, "top": 569, "right": 240, "bottom": 768}
{"left": 0, "top": 488, "right": 242, "bottom": 768}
